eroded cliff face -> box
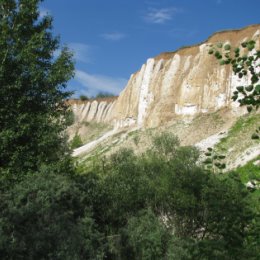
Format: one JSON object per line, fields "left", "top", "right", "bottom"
{"left": 70, "top": 25, "right": 260, "bottom": 130}
{"left": 68, "top": 97, "right": 117, "bottom": 124}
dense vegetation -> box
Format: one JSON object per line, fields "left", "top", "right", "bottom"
{"left": 0, "top": 1, "right": 259, "bottom": 259}
{"left": 0, "top": 0, "right": 74, "bottom": 181}
{"left": 1, "top": 132, "right": 259, "bottom": 259}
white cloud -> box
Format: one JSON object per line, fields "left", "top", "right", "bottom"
{"left": 68, "top": 43, "right": 92, "bottom": 63}
{"left": 39, "top": 7, "right": 51, "bottom": 18}
{"left": 53, "top": 43, "right": 92, "bottom": 64}
{"left": 144, "top": 7, "right": 180, "bottom": 24}
{"left": 101, "top": 32, "right": 126, "bottom": 41}
{"left": 75, "top": 70, "right": 128, "bottom": 96}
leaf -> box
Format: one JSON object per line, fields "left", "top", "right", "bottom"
{"left": 246, "top": 61, "right": 252, "bottom": 66}
{"left": 247, "top": 106, "right": 253, "bottom": 113}
{"left": 225, "top": 59, "right": 231, "bottom": 64}
{"left": 232, "top": 95, "right": 238, "bottom": 101}
{"left": 214, "top": 162, "right": 221, "bottom": 167}
{"left": 247, "top": 40, "right": 255, "bottom": 51}
{"left": 224, "top": 44, "right": 231, "bottom": 51}
{"left": 251, "top": 75, "right": 258, "bottom": 84}
{"left": 214, "top": 51, "right": 222, "bottom": 60}
{"left": 254, "top": 85, "right": 260, "bottom": 94}
{"left": 251, "top": 133, "right": 259, "bottom": 140}
{"left": 241, "top": 42, "right": 247, "bottom": 48}
{"left": 245, "top": 85, "right": 254, "bottom": 92}
{"left": 203, "top": 158, "right": 212, "bottom": 164}
{"left": 236, "top": 86, "right": 244, "bottom": 92}
{"left": 220, "top": 163, "right": 226, "bottom": 169}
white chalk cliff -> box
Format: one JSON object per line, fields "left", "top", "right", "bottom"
{"left": 70, "top": 25, "right": 260, "bottom": 129}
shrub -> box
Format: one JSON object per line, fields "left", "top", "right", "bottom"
{"left": 70, "top": 134, "right": 83, "bottom": 149}
{"left": 79, "top": 95, "right": 89, "bottom": 101}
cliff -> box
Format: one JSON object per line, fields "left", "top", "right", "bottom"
{"left": 68, "top": 97, "right": 117, "bottom": 124}
{"left": 70, "top": 25, "right": 260, "bottom": 130}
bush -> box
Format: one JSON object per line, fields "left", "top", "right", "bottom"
{"left": 122, "top": 209, "right": 169, "bottom": 260}
{"left": 70, "top": 134, "right": 83, "bottom": 149}
{"left": 79, "top": 95, "right": 89, "bottom": 101}
{"left": 95, "top": 92, "right": 115, "bottom": 99}
{"left": 0, "top": 172, "right": 102, "bottom": 259}
{"left": 1, "top": 130, "right": 257, "bottom": 259}
{"left": 86, "top": 133, "right": 256, "bottom": 259}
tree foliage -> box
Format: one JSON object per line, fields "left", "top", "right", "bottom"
{"left": 0, "top": 131, "right": 258, "bottom": 259}
{"left": 94, "top": 92, "right": 116, "bottom": 99}
{"left": 0, "top": 1, "right": 258, "bottom": 259}
{"left": 208, "top": 40, "right": 260, "bottom": 111}
{"left": 70, "top": 133, "right": 83, "bottom": 149}
{"left": 80, "top": 94, "right": 89, "bottom": 101}
{"left": 208, "top": 39, "right": 260, "bottom": 143}
{"left": 0, "top": 172, "right": 102, "bottom": 259}
{"left": 78, "top": 133, "right": 257, "bottom": 259}
{"left": 0, "top": 0, "right": 74, "bottom": 178}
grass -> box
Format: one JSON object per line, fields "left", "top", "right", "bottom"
{"left": 233, "top": 156, "right": 260, "bottom": 184}
{"left": 74, "top": 110, "right": 260, "bottom": 175}
{"left": 232, "top": 157, "right": 260, "bottom": 213}
{"left": 215, "top": 113, "right": 260, "bottom": 153}
{"left": 80, "top": 122, "right": 112, "bottom": 144}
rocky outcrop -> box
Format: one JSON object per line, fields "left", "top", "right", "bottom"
{"left": 70, "top": 25, "right": 260, "bottom": 129}
{"left": 68, "top": 97, "right": 117, "bottom": 124}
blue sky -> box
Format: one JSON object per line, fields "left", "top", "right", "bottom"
{"left": 41, "top": 0, "right": 260, "bottom": 97}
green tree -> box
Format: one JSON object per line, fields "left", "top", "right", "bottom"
{"left": 80, "top": 94, "right": 89, "bottom": 101}
{"left": 87, "top": 133, "right": 256, "bottom": 259}
{"left": 0, "top": 172, "right": 103, "bottom": 259}
{"left": 0, "top": 0, "right": 74, "bottom": 178}
{"left": 123, "top": 208, "right": 169, "bottom": 260}
{"left": 95, "top": 92, "right": 115, "bottom": 99}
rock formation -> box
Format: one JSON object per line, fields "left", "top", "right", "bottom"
{"left": 69, "top": 25, "right": 260, "bottom": 130}
{"left": 68, "top": 97, "right": 117, "bottom": 123}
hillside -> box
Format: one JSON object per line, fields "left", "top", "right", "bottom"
{"left": 69, "top": 25, "right": 260, "bottom": 169}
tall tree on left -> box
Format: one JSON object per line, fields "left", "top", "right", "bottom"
{"left": 0, "top": 0, "right": 74, "bottom": 180}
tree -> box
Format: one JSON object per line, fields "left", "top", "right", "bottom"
{"left": 0, "top": 0, "right": 74, "bottom": 178}
{"left": 0, "top": 172, "right": 103, "bottom": 259}
{"left": 122, "top": 208, "right": 169, "bottom": 260}
{"left": 95, "top": 92, "right": 115, "bottom": 99}
{"left": 80, "top": 94, "right": 89, "bottom": 101}
{"left": 87, "top": 133, "right": 256, "bottom": 259}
